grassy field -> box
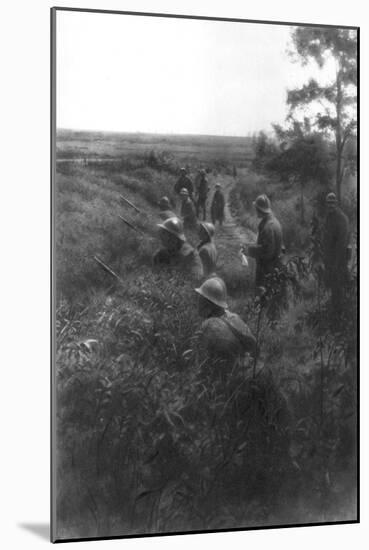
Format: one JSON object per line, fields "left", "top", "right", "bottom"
{"left": 54, "top": 131, "right": 357, "bottom": 540}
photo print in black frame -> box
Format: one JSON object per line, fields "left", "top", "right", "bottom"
{"left": 51, "top": 7, "right": 359, "bottom": 542}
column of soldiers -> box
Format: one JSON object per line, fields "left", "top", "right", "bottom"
{"left": 154, "top": 166, "right": 351, "bottom": 365}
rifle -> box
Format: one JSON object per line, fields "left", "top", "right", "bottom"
{"left": 93, "top": 255, "right": 124, "bottom": 283}
{"left": 118, "top": 214, "right": 145, "bottom": 236}
{"left": 119, "top": 194, "right": 141, "bottom": 213}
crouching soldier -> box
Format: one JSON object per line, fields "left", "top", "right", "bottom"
{"left": 247, "top": 194, "right": 283, "bottom": 289}
{"left": 153, "top": 217, "right": 203, "bottom": 281}
{"left": 174, "top": 167, "right": 194, "bottom": 200}
{"left": 158, "top": 196, "right": 176, "bottom": 221}
{"left": 197, "top": 222, "right": 218, "bottom": 278}
{"left": 195, "top": 277, "right": 257, "bottom": 361}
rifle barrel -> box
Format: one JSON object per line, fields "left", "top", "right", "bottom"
{"left": 119, "top": 194, "right": 141, "bottom": 213}
{"left": 93, "top": 255, "right": 124, "bottom": 283}
{"left": 118, "top": 214, "right": 145, "bottom": 235}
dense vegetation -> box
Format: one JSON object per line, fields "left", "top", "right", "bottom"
{"left": 55, "top": 139, "right": 357, "bottom": 540}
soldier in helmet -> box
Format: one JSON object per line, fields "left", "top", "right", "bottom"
{"left": 211, "top": 183, "right": 225, "bottom": 226}
{"left": 153, "top": 216, "right": 203, "bottom": 281}
{"left": 195, "top": 277, "right": 257, "bottom": 360}
{"left": 158, "top": 196, "right": 176, "bottom": 221}
{"left": 247, "top": 194, "right": 283, "bottom": 289}
{"left": 195, "top": 168, "right": 209, "bottom": 220}
{"left": 197, "top": 222, "right": 218, "bottom": 278}
{"left": 180, "top": 188, "right": 198, "bottom": 232}
{"left": 174, "top": 167, "right": 194, "bottom": 199}
{"left": 322, "top": 192, "right": 350, "bottom": 312}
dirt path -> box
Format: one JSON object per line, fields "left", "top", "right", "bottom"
{"left": 209, "top": 175, "right": 256, "bottom": 273}
{"left": 221, "top": 175, "right": 256, "bottom": 243}
{"left": 195, "top": 174, "right": 258, "bottom": 299}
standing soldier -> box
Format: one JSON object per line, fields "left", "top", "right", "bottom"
{"left": 174, "top": 167, "right": 194, "bottom": 200}
{"left": 180, "top": 188, "right": 198, "bottom": 232}
{"left": 322, "top": 192, "right": 350, "bottom": 312}
{"left": 195, "top": 277, "right": 257, "bottom": 360}
{"left": 247, "top": 194, "right": 283, "bottom": 289}
{"left": 197, "top": 222, "right": 217, "bottom": 278}
{"left": 195, "top": 168, "right": 209, "bottom": 220}
{"left": 158, "top": 196, "right": 176, "bottom": 221}
{"left": 153, "top": 217, "right": 203, "bottom": 281}
{"left": 211, "top": 183, "right": 225, "bottom": 226}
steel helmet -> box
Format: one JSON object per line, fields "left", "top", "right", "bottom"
{"left": 195, "top": 277, "right": 228, "bottom": 309}
{"left": 159, "top": 196, "right": 170, "bottom": 208}
{"left": 157, "top": 217, "right": 186, "bottom": 242}
{"left": 199, "top": 222, "right": 215, "bottom": 240}
{"left": 253, "top": 194, "right": 272, "bottom": 214}
{"left": 326, "top": 192, "right": 337, "bottom": 205}
{"left": 180, "top": 187, "right": 189, "bottom": 196}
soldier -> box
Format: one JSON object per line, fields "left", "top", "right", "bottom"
{"left": 322, "top": 192, "right": 350, "bottom": 311}
{"left": 180, "top": 188, "right": 198, "bottom": 232}
{"left": 195, "top": 168, "right": 209, "bottom": 220}
{"left": 158, "top": 196, "right": 176, "bottom": 221}
{"left": 195, "top": 277, "right": 257, "bottom": 360}
{"left": 174, "top": 167, "right": 194, "bottom": 199}
{"left": 247, "top": 194, "right": 283, "bottom": 289}
{"left": 211, "top": 183, "right": 225, "bottom": 226}
{"left": 153, "top": 217, "right": 203, "bottom": 281}
{"left": 197, "top": 222, "right": 217, "bottom": 278}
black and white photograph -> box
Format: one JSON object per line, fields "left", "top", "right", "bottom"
{"left": 51, "top": 7, "right": 358, "bottom": 543}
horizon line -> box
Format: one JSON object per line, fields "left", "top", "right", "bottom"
{"left": 56, "top": 127, "right": 265, "bottom": 139}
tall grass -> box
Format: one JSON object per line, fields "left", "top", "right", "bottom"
{"left": 55, "top": 155, "right": 357, "bottom": 539}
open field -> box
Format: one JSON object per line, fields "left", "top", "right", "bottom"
{"left": 54, "top": 130, "right": 357, "bottom": 540}
{"left": 57, "top": 129, "right": 254, "bottom": 168}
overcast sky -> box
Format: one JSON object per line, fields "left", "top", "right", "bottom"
{"left": 56, "top": 10, "right": 336, "bottom": 137}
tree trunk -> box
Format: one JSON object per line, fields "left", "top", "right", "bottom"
{"left": 335, "top": 68, "right": 343, "bottom": 203}
{"left": 300, "top": 179, "right": 305, "bottom": 225}
{"left": 336, "top": 147, "right": 343, "bottom": 203}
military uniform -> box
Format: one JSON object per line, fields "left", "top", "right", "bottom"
{"left": 201, "top": 310, "right": 256, "bottom": 359}
{"left": 323, "top": 206, "right": 350, "bottom": 308}
{"left": 181, "top": 197, "right": 198, "bottom": 232}
{"left": 153, "top": 241, "right": 203, "bottom": 281}
{"left": 198, "top": 241, "right": 217, "bottom": 278}
{"left": 211, "top": 189, "right": 225, "bottom": 225}
{"left": 248, "top": 213, "right": 283, "bottom": 287}
{"left": 196, "top": 174, "right": 209, "bottom": 220}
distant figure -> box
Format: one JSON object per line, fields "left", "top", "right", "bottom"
{"left": 195, "top": 168, "right": 209, "bottom": 220}
{"left": 180, "top": 188, "right": 198, "bottom": 232}
{"left": 195, "top": 277, "right": 257, "bottom": 360}
{"left": 197, "top": 222, "right": 217, "bottom": 278}
{"left": 158, "top": 196, "right": 176, "bottom": 221}
{"left": 174, "top": 167, "right": 194, "bottom": 199}
{"left": 153, "top": 217, "right": 203, "bottom": 281}
{"left": 211, "top": 183, "right": 225, "bottom": 226}
{"left": 322, "top": 192, "right": 350, "bottom": 312}
{"left": 247, "top": 194, "right": 283, "bottom": 289}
